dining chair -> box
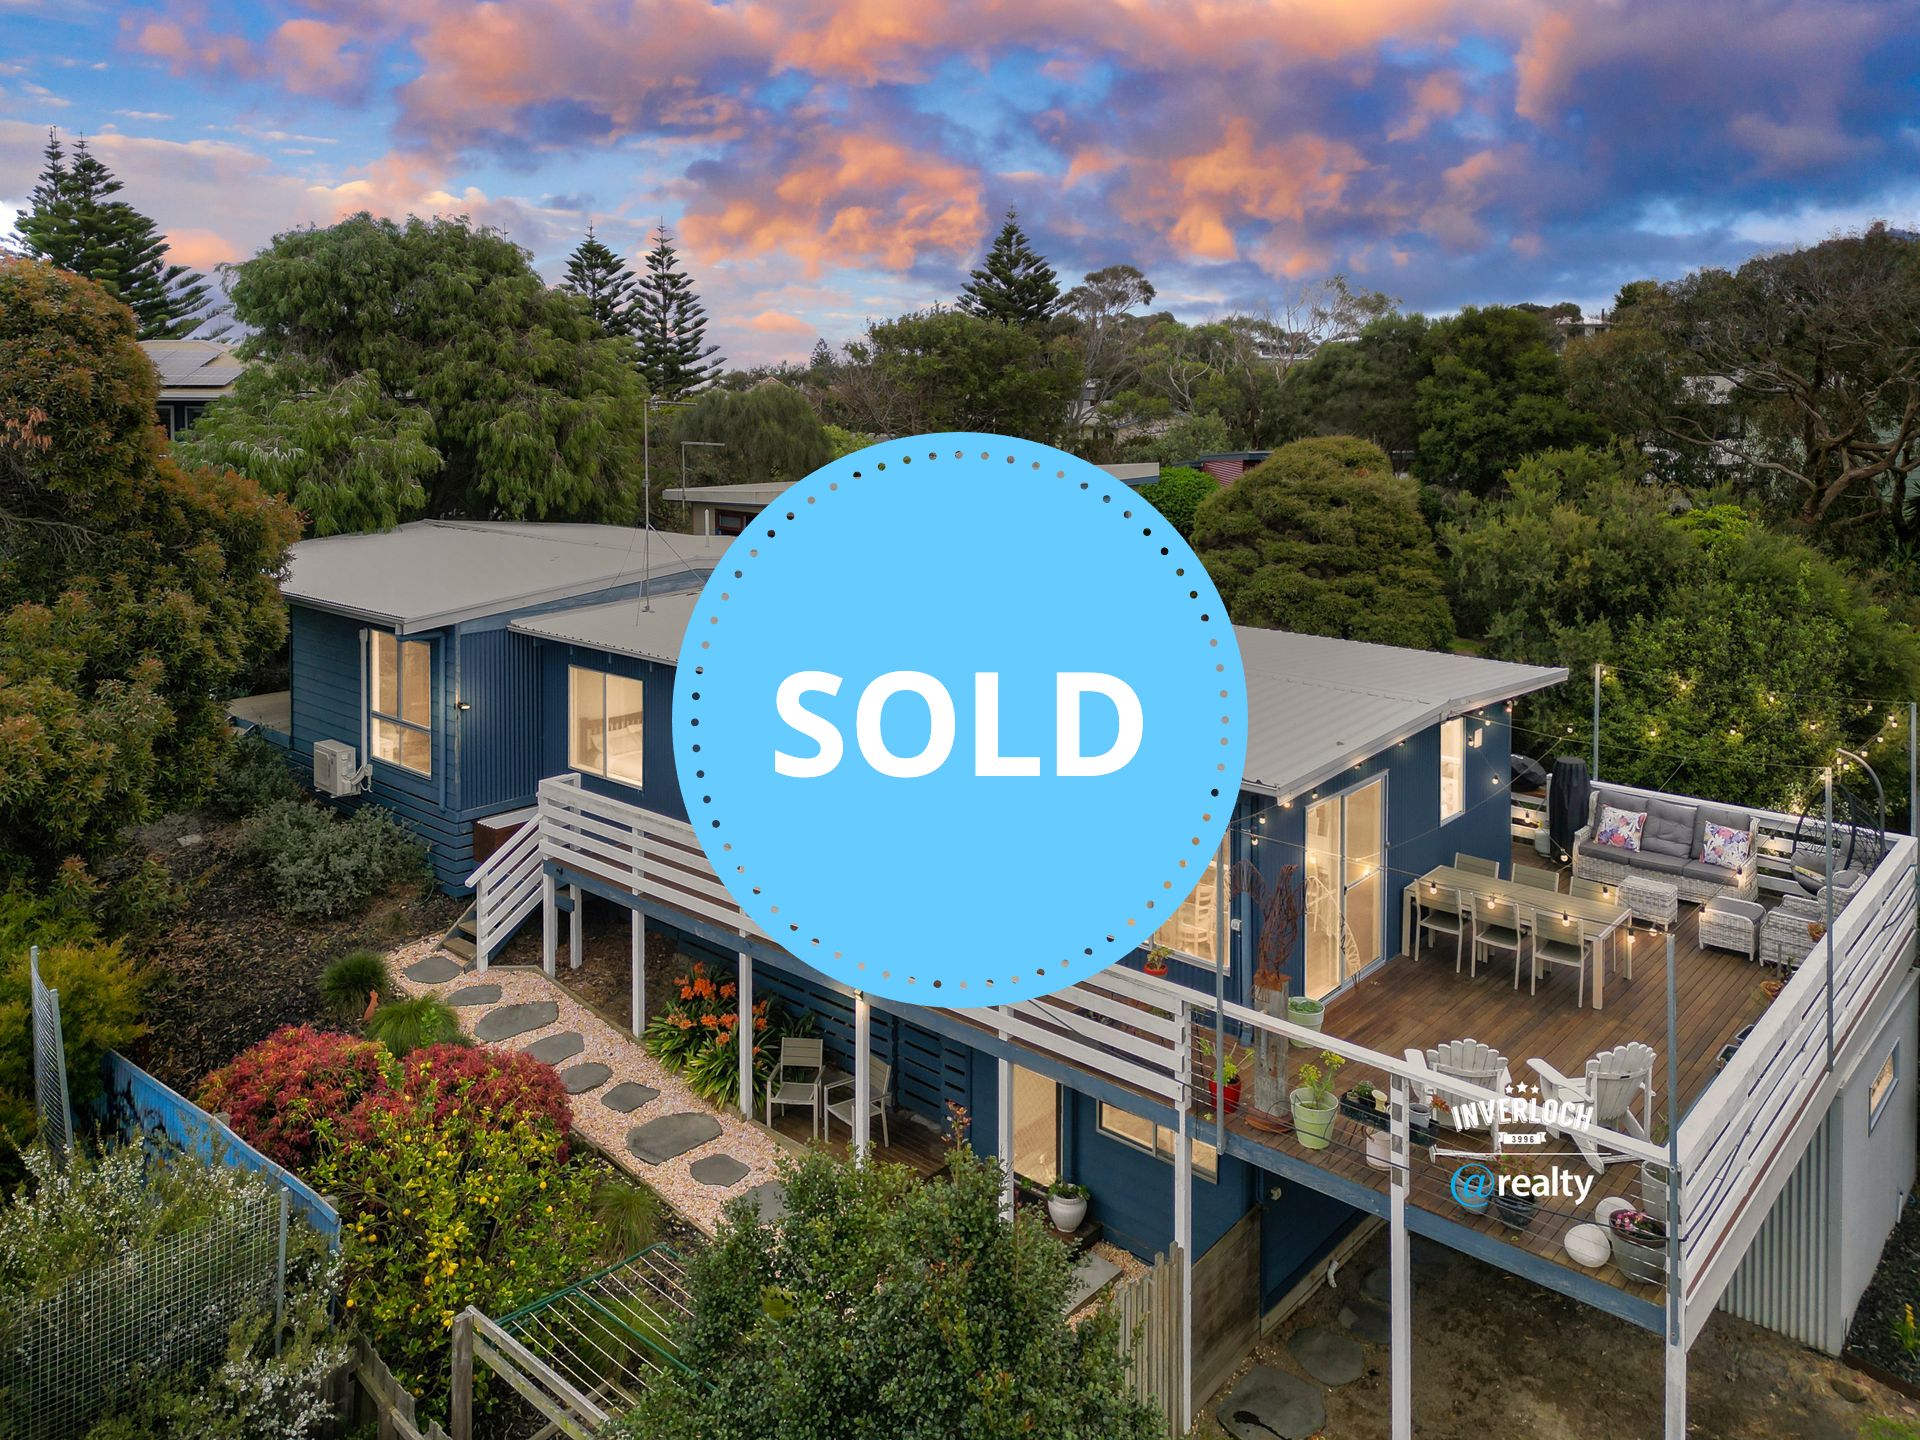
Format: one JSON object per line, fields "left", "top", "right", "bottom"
{"left": 1464, "top": 894, "right": 1521, "bottom": 980}
{"left": 1414, "top": 882, "right": 1467, "bottom": 970}
{"left": 765, "top": 1037, "right": 826, "bottom": 1137}
{"left": 824, "top": 1059, "right": 892, "bottom": 1148}
{"left": 1569, "top": 877, "right": 1611, "bottom": 902}
{"left": 1528, "top": 907, "right": 1591, "bottom": 1007}
{"left": 1512, "top": 868, "right": 1563, "bottom": 897}
{"left": 1454, "top": 854, "right": 1501, "bottom": 878}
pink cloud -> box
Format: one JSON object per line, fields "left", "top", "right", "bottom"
{"left": 742, "top": 309, "right": 814, "bottom": 334}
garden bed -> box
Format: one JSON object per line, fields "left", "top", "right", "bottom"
{"left": 120, "top": 813, "right": 460, "bottom": 1090}
{"left": 1847, "top": 1193, "right": 1920, "bottom": 1394}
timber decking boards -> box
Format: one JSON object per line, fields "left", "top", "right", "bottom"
{"left": 768, "top": 1108, "right": 952, "bottom": 1179}
{"left": 1224, "top": 843, "right": 1770, "bottom": 1304}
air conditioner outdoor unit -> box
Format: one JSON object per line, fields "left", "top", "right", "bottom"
{"left": 313, "top": 739, "right": 363, "bottom": 798}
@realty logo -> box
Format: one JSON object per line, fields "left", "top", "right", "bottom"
{"left": 1449, "top": 1163, "right": 1496, "bottom": 1211}
{"left": 674, "top": 433, "right": 1247, "bottom": 1005}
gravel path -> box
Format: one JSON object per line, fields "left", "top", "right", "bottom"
{"left": 391, "top": 939, "right": 787, "bottom": 1235}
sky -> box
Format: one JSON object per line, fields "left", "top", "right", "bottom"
{"left": 3, "top": 1, "right": 1919, "bottom": 368}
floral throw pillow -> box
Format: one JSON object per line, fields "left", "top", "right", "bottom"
{"left": 1594, "top": 804, "right": 1647, "bottom": 852}
{"left": 1700, "top": 821, "right": 1753, "bottom": 870}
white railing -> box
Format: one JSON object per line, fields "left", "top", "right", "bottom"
{"left": 987, "top": 963, "right": 1188, "bottom": 1103}
{"left": 465, "top": 812, "right": 545, "bottom": 970}
{"left": 1677, "top": 833, "right": 1917, "bottom": 1343}
{"left": 1510, "top": 790, "right": 1547, "bottom": 843}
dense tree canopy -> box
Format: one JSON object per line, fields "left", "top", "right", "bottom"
{"left": 12, "top": 130, "right": 210, "bottom": 339}
{"left": 958, "top": 208, "right": 1062, "bottom": 327}
{"left": 1283, "top": 312, "right": 1431, "bottom": 458}
{"left": 834, "top": 307, "right": 1082, "bottom": 442}
{"left": 1414, "top": 305, "right": 1600, "bottom": 493}
{"left": 1194, "top": 436, "right": 1455, "bottom": 649}
{"left": 616, "top": 1146, "right": 1162, "bottom": 1440}
{"left": 669, "top": 381, "right": 833, "bottom": 486}
{"left": 0, "top": 260, "right": 299, "bottom": 875}
{"left": 176, "top": 214, "right": 650, "bottom": 533}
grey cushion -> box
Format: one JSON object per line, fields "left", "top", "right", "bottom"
{"left": 1642, "top": 799, "right": 1699, "bottom": 859}
{"left": 1589, "top": 786, "right": 1644, "bottom": 828}
{"left": 1626, "top": 850, "right": 1690, "bottom": 876}
{"left": 1693, "top": 806, "right": 1755, "bottom": 861}
{"left": 1682, "top": 859, "right": 1739, "bottom": 884}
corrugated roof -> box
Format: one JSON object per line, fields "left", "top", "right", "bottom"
{"left": 141, "top": 338, "right": 246, "bottom": 395}
{"left": 281, "top": 522, "right": 733, "bottom": 633}
{"left": 1235, "top": 629, "right": 1565, "bottom": 797}
{"left": 506, "top": 598, "right": 1567, "bottom": 796}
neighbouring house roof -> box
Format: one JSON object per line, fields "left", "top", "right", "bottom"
{"left": 1235, "top": 630, "right": 1566, "bottom": 799}
{"left": 140, "top": 338, "right": 246, "bottom": 400}
{"left": 507, "top": 594, "right": 1567, "bottom": 797}
{"left": 662, "top": 462, "right": 1161, "bottom": 510}
{"left": 281, "top": 522, "right": 734, "bottom": 634}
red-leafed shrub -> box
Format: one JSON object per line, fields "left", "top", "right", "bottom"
{"left": 200, "top": 1025, "right": 393, "bottom": 1170}
{"left": 346, "top": 1043, "right": 572, "bottom": 1162}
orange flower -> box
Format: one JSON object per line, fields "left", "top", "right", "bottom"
{"left": 674, "top": 1015, "right": 694, "bottom": 1030}
{"left": 719, "top": 982, "right": 737, "bottom": 1000}
{"left": 679, "top": 985, "right": 694, "bottom": 1001}
{"left": 754, "top": 1015, "right": 769, "bottom": 1031}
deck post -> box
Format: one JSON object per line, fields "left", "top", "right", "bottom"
{"left": 1388, "top": 1073, "right": 1412, "bottom": 1440}
{"left": 567, "top": 884, "right": 582, "bottom": 971}
{"left": 630, "top": 910, "right": 645, "bottom": 1038}
{"left": 995, "top": 1049, "right": 1015, "bottom": 1218}
{"left": 1664, "top": 929, "right": 1687, "bottom": 1438}
{"left": 540, "top": 871, "right": 557, "bottom": 979}
{"left": 737, "top": 946, "right": 754, "bottom": 1120}
{"left": 853, "top": 992, "right": 872, "bottom": 1166}
{"left": 1173, "top": 997, "right": 1193, "bottom": 1436}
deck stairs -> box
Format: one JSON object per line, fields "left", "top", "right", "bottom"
{"left": 440, "top": 904, "right": 479, "bottom": 964}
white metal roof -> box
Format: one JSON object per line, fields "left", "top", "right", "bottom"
{"left": 507, "top": 596, "right": 1566, "bottom": 796}
{"left": 1235, "top": 629, "right": 1565, "bottom": 798}
{"left": 663, "top": 482, "right": 790, "bottom": 507}
{"left": 281, "top": 522, "right": 733, "bottom": 633}
{"left": 141, "top": 338, "right": 246, "bottom": 397}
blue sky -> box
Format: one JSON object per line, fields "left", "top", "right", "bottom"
{"left": 4, "top": 0, "right": 1919, "bottom": 365}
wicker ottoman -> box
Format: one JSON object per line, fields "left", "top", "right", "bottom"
{"left": 1620, "top": 874, "right": 1680, "bottom": 932}
{"left": 1760, "top": 907, "right": 1823, "bottom": 972}
{"left": 1699, "top": 896, "right": 1764, "bottom": 962}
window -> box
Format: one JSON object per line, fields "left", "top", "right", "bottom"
{"left": 368, "top": 631, "right": 431, "bottom": 776}
{"left": 1439, "top": 717, "right": 1465, "bottom": 822}
{"left": 1150, "top": 843, "right": 1225, "bottom": 966}
{"left": 569, "top": 667, "right": 646, "bottom": 786}
{"left": 1098, "top": 1102, "right": 1218, "bottom": 1180}
{"left": 1870, "top": 1046, "right": 1899, "bottom": 1131}
{"left": 1010, "top": 1067, "right": 1060, "bottom": 1185}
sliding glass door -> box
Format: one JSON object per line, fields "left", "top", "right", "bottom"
{"left": 1303, "top": 776, "right": 1385, "bottom": 1000}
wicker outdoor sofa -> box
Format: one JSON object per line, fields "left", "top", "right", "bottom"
{"left": 1571, "top": 785, "right": 1761, "bottom": 905}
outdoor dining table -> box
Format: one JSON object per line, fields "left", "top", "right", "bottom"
{"left": 1401, "top": 864, "right": 1636, "bottom": 1010}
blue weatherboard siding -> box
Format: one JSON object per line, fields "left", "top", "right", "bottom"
{"left": 536, "top": 643, "right": 688, "bottom": 821}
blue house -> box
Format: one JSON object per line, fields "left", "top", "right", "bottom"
{"left": 249, "top": 520, "right": 1919, "bottom": 1438}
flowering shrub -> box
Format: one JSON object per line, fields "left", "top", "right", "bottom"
{"left": 349, "top": 1043, "right": 572, "bottom": 1162}
{"left": 309, "top": 1081, "right": 602, "bottom": 1424}
{"left": 643, "top": 961, "right": 808, "bottom": 1106}
{"left": 200, "top": 1026, "right": 392, "bottom": 1171}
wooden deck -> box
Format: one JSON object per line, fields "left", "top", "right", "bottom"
{"left": 768, "top": 1107, "right": 953, "bottom": 1179}
{"left": 1218, "top": 842, "right": 1776, "bottom": 1310}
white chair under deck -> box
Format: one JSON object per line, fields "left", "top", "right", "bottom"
{"left": 765, "top": 1037, "right": 825, "bottom": 1137}
{"left": 825, "top": 1059, "right": 892, "bottom": 1149}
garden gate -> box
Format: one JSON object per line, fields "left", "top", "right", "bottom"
{"left": 1111, "top": 1243, "right": 1185, "bottom": 1436}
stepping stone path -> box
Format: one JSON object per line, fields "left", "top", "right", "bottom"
{"left": 1338, "top": 1299, "right": 1392, "bottom": 1345}
{"left": 743, "top": 1182, "right": 787, "bottom": 1222}
{"left": 1361, "top": 1264, "right": 1391, "bottom": 1305}
{"left": 523, "top": 1031, "right": 585, "bottom": 1065}
{"left": 444, "top": 984, "right": 501, "bottom": 1008}
{"left": 1221, "top": 1365, "right": 1326, "bottom": 1440}
{"left": 560, "top": 1062, "right": 612, "bottom": 1095}
{"left": 1064, "top": 1250, "right": 1121, "bottom": 1313}
{"left": 1289, "top": 1326, "right": 1365, "bottom": 1387}
{"left": 405, "top": 954, "right": 463, "bottom": 984}
{"left": 475, "top": 1001, "right": 558, "bottom": 1042}
{"left": 688, "top": 1154, "right": 750, "bottom": 1187}
{"left": 601, "top": 1081, "right": 659, "bottom": 1113}
{"left": 628, "top": 1113, "right": 722, "bottom": 1165}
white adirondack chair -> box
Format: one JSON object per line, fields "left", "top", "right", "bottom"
{"left": 1404, "top": 1039, "right": 1509, "bottom": 1138}
{"left": 1528, "top": 1042, "right": 1656, "bottom": 1172}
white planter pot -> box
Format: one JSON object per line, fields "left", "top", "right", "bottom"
{"left": 1287, "top": 1005, "right": 1326, "bottom": 1050}
{"left": 1365, "top": 1130, "right": 1392, "bottom": 1170}
{"left": 1047, "top": 1194, "right": 1088, "bottom": 1233}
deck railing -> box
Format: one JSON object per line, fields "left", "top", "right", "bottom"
{"left": 1676, "top": 830, "right": 1917, "bottom": 1343}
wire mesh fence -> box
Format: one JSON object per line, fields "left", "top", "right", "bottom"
{"left": 28, "top": 947, "right": 71, "bottom": 1166}
{"left": 0, "top": 1188, "right": 287, "bottom": 1440}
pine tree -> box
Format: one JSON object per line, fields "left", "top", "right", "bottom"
{"left": 631, "top": 224, "right": 722, "bottom": 397}
{"left": 14, "top": 131, "right": 210, "bottom": 338}
{"left": 560, "top": 223, "right": 636, "bottom": 337}
{"left": 958, "top": 208, "right": 1061, "bottom": 327}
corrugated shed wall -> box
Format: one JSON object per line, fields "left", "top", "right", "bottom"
{"left": 457, "top": 627, "right": 543, "bottom": 814}
{"left": 1719, "top": 1108, "right": 1838, "bottom": 1353}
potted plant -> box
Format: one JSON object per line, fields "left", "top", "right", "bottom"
{"left": 1339, "top": 1079, "right": 1388, "bottom": 1130}
{"left": 1046, "top": 1180, "right": 1089, "bottom": 1233}
{"left": 1197, "top": 1035, "right": 1242, "bottom": 1115}
{"left": 1491, "top": 1155, "right": 1539, "bottom": 1231}
{"left": 1289, "top": 1050, "right": 1344, "bottom": 1150}
{"left": 1142, "top": 944, "right": 1172, "bottom": 978}
{"left": 1286, "top": 995, "right": 1326, "bottom": 1049}
{"left": 1608, "top": 1208, "right": 1668, "bottom": 1284}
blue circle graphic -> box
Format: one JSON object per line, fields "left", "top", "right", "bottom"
{"left": 672, "top": 434, "right": 1247, "bottom": 1005}
{"left": 1450, "top": 1163, "right": 1495, "bottom": 1210}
